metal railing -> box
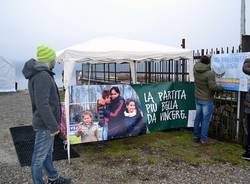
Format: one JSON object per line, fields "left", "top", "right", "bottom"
{"left": 73, "top": 45, "right": 247, "bottom": 145}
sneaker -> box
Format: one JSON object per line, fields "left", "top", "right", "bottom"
{"left": 200, "top": 140, "right": 207, "bottom": 145}
{"left": 241, "top": 152, "right": 250, "bottom": 161}
{"left": 48, "top": 176, "right": 71, "bottom": 184}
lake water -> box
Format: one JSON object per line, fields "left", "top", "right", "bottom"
{"left": 15, "top": 61, "right": 143, "bottom": 90}
{"left": 16, "top": 61, "right": 131, "bottom": 90}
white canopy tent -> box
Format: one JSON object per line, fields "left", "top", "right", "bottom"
{"left": 56, "top": 37, "right": 194, "bottom": 162}
{"left": 0, "top": 56, "right": 16, "bottom": 92}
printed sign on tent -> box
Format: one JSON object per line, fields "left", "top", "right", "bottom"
{"left": 132, "top": 82, "right": 196, "bottom": 132}
{"left": 64, "top": 82, "right": 195, "bottom": 145}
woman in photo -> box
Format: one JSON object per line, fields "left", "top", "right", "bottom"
{"left": 104, "top": 86, "right": 126, "bottom": 139}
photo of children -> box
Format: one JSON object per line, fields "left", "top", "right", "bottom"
{"left": 75, "top": 111, "right": 99, "bottom": 143}
{"left": 68, "top": 84, "right": 147, "bottom": 144}
{"left": 124, "top": 98, "right": 147, "bottom": 137}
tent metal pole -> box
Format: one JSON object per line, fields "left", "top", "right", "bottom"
{"left": 63, "top": 62, "right": 71, "bottom": 163}
{"left": 236, "top": 0, "right": 246, "bottom": 140}
{"left": 65, "top": 87, "right": 71, "bottom": 163}
{"left": 130, "top": 61, "right": 137, "bottom": 84}
{"left": 88, "top": 63, "right": 91, "bottom": 85}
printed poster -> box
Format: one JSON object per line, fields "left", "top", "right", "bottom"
{"left": 211, "top": 53, "right": 250, "bottom": 91}
{"left": 64, "top": 82, "right": 195, "bottom": 144}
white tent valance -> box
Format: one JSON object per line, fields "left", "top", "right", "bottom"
{"left": 57, "top": 37, "right": 193, "bottom": 62}
{"left": 56, "top": 37, "right": 194, "bottom": 87}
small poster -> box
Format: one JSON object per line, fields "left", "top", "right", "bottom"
{"left": 211, "top": 53, "right": 250, "bottom": 92}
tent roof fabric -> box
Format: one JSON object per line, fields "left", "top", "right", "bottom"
{"left": 56, "top": 37, "right": 194, "bottom": 87}
{"left": 56, "top": 37, "right": 193, "bottom": 64}
{"left": 0, "top": 56, "right": 16, "bottom": 92}
{"left": 0, "top": 56, "right": 15, "bottom": 67}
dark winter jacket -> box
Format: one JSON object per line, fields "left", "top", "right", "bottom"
{"left": 124, "top": 109, "right": 146, "bottom": 136}
{"left": 194, "top": 62, "right": 217, "bottom": 101}
{"left": 242, "top": 58, "right": 250, "bottom": 114}
{"left": 22, "top": 59, "right": 61, "bottom": 133}
{"left": 105, "top": 96, "right": 126, "bottom": 139}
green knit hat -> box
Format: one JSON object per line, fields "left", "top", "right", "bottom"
{"left": 37, "top": 45, "right": 56, "bottom": 63}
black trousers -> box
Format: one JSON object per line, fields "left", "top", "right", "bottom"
{"left": 247, "top": 114, "right": 250, "bottom": 149}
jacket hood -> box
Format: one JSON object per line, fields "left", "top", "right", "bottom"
{"left": 194, "top": 62, "right": 211, "bottom": 73}
{"left": 22, "top": 58, "right": 54, "bottom": 79}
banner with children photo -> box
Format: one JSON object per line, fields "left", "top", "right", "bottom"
{"left": 68, "top": 85, "right": 146, "bottom": 144}
{"left": 66, "top": 82, "right": 195, "bottom": 145}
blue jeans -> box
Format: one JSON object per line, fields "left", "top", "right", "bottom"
{"left": 193, "top": 99, "right": 214, "bottom": 142}
{"left": 102, "top": 125, "right": 108, "bottom": 140}
{"left": 32, "top": 129, "right": 59, "bottom": 184}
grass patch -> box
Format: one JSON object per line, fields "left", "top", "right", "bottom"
{"left": 73, "top": 130, "right": 249, "bottom": 167}
{"left": 69, "top": 135, "right": 81, "bottom": 144}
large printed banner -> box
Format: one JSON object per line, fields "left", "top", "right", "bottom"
{"left": 64, "top": 82, "right": 195, "bottom": 144}
{"left": 211, "top": 52, "right": 250, "bottom": 91}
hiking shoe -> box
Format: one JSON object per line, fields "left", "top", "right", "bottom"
{"left": 201, "top": 138, "right": 217, "bottom": 146}
{"left": 48, "top": 176, "right": 71, "bottom": 184}
{"left": 241, "top": 152, "right": 250, "bottom": 161}
{"left": 193, "top": 138, "right": 200, "bottom": 143}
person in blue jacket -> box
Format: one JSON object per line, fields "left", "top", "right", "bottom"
{"left": 22, "top": 45, "right": 71, "bottom": 184}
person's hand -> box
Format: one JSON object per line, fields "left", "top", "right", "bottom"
{"left": 51, "top": 130, "right": 60, "bottom": 136}
{"left": 77, "top": 125, "right": 84, "bottom": 133}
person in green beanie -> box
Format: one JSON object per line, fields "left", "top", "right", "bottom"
{"left": 22, "top": 45, "right": 71, "bottom": 184}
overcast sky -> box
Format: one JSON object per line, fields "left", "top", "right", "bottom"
{"left": 0, "top": 0, "right": 249, "bottom": 62}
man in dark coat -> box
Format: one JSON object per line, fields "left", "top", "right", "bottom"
{"left": 22, "top": 45, "right": 71, "bottom": 184}
{"left": 242, "top": 57, "right": 250, "bottom": 161}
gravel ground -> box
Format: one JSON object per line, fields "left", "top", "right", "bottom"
{"left": 0, "top": 91, "right": 250, "bottom": 184}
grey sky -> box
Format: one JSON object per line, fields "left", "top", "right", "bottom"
{"left": 0, "top": 0, "right": 249, "bottom": 62}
